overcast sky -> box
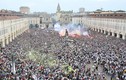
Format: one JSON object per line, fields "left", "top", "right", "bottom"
{"left": 0, "top": 0, "right": 126, "bottom": 13}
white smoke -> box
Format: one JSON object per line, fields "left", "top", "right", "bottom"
{"left": 54, "top": 23, "right": 89, "bottom": 37}
{"left": 54, "top": 23, "right": 62, "bottom": 32}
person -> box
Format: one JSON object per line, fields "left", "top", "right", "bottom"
{"left": 0, "top": 28, "right": 125, "bottom": 80}
{"left": 65, "top": 29, "right": 68, "bottom": 36}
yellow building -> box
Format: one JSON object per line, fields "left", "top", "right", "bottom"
{"left": 0, "top": 10, "right": 39, "bottom": 48}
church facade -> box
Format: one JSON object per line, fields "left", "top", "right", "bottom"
{"left": 56, "top": 4, "right": 73, "bottom": 25}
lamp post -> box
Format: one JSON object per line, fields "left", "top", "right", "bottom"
{"left": 0, "top": 42, "right": 2, "bottom": 53}
{"left": 11, "top": 53, "right": 16, "bottom": 74}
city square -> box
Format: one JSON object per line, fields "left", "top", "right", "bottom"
{"left": 0, "top": 0, "right": 126, "bottom": 80}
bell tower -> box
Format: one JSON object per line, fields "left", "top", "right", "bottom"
{"left": 57, "top": 3, "right": 61, "bottom": 13}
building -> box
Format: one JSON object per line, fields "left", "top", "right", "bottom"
{"left": 33, "top": 12, "right": 53, "bottom": 28}
{"left": 0, "top": 9, "right": 39, "bottom": 48}
{"left": 72, "top": 8, "right": 87, "bottom": 25}
{"left": 56, "top": 3, "right": 73, "bottom": 25}
{"left": 39, "top": 12, "right": 52, "bottom": 28}
{"left": 88, "top": 11, "right": 126, "bottom": 19}
{"left": 72, "top": 10, "right": 126, "bottom": 40}
{"left": 0, "top": 8, "right": 53, "bottom": 48}
{"left": 72, "top": 14, "right": 85, "bottom": 25}
{"left": 26, "top": 14, "right": 40, "bottom": 28}
{"left": 20, "top": 6, "right": 30, "bottom": 14}
{"left": 79, "top": 8, "right": 85, "bottom": 13}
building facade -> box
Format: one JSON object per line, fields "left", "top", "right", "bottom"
{"left": 79, "top": 8, "right": 85, "bottom": 13}
{"left": 20, "top": 6, "right": 30, "bottom": 14}
{"left": 0, "top": 10, "right": 39, "bottom": 48}
{"left": 72, "top": 11, "right": 126, "bottom": 40}
{"left": 39, "top": 13, "right": 52, "bottom": 28}
{"left": 56, "top": 4, "right": 73, "bottom": 25}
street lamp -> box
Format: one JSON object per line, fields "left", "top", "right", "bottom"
{"left": 11, "top": 53, "right": 16, "bottom": 74}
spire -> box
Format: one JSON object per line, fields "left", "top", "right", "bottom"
{"left": 57, "top": 3, "right": 61, "bottom": 12}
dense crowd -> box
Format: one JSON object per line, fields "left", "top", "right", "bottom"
{"left": 0, "top": 28, "right": 126, "bottom": 80}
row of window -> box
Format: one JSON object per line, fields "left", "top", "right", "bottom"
{"left": 94, "top": 14, "right": 124, "bottom": 17}
{"left": 78, "top": 19, "right": 126, "bottom": 31}
{"left": 40, "top": 17, "right": 49, "bottom": 21}
{"left": 0, "top": 29, "right": 8, "bottom": 36}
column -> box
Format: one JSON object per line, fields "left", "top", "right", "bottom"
{"left": 108, "top": 32, "right": 111, "bottom": 36}
{"left": 6, "top": 38, "right": 9, "bottom": 45}
{"left": 104, "top": 30, "right": 106, "bottom": 34}
{"left": 112, "top": 32, "right": 114, "bottom": 36}
{"left": 98, "top": 29, "right": 100, "bottom": 32}
{"left": 2, "top": 39, "right": 5, "bottom": 47}
{"left": 122, "top": 35, "right": 125, "bottom": 40}
{"left": 10, "top": 36, "right": 12, "bottom": 42}
{"left": 13, "top": 34, "right": 15, "bottom": 40}
{"left": 117, "top": 34, "right": 119, "bottom": 38}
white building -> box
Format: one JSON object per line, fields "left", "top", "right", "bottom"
{"left": 72, "top": 11, "right": 126, "bottom": 40}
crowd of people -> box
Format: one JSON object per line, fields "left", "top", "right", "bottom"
{"left": 0, "top": 27, "right": 126, "bottom": 80}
